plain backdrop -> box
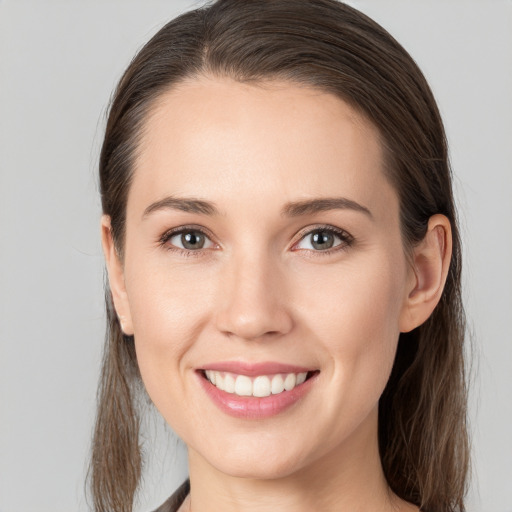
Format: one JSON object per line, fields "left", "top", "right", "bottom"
{"left": 1, "top": 1, "right": 511, "bottom": 511}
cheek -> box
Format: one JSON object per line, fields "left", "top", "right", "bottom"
{"left": 298, "top": 252, "right": 406, "bottom": 406}
{"left": 123, "top": 258, "right": 215, "bottom": 409}
{"left": 126, "top": 252, "right": 215, "bottom": 341}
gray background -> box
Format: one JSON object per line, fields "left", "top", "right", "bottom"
{"left": 1, "top": 1, "right": 511, "bottom": 511}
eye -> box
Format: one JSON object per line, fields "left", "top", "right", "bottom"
{"left": 161, "top": 227, "right": 216, "bottom": 252}
{"left": 294, "top": 226, "right": 354, "bottom": 253}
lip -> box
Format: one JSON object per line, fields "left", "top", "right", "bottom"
{"left": 196, "top": 362, "right": 319, "bottom": 419}
{"left": 200, "top": 360, "right": 312, "bottom": 377}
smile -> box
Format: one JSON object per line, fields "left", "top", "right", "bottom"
{"left": 204, "top": 370, "right": 308, "bottom": 397}
{"left": 197, "top": 363, "right": 319, "bottom": 419}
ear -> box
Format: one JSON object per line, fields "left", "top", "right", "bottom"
{"left": 399, "top": 214, "right": 452, "bottom": 333}
{"left": 101, "top": 215, "right": 134, "bottom": 335}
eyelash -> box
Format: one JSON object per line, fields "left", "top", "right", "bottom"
{"left": 158, "top": 224, "right": 355, "bottom": 258}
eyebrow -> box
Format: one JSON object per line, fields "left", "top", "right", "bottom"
{"left": 142, "top": 195, "right": 373, "bottom": 219}
{"left": 143, "top": 196, "right": 219, "bottom": 218}
{"left": 281, "top": 197, "right": 372, "bottom": 218}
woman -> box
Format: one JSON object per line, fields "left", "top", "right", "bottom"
{"left": 89, "top": 0, "right": 469, "bottom": 511}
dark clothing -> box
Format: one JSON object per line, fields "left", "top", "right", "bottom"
{"left": 152, "top": 480, "right": 190, "bottom": 512}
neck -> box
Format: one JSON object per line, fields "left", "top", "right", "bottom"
{"left": 184, "top": 407, "right": 415, "bottom": 512}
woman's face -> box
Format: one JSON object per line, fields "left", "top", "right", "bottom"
{"left": 109, "top": 76, "right": 417, "bottom": 479}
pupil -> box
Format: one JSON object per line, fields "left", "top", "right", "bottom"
{"left": 312, "top": 231, "right": 334, "bottom": 250}
{"left": 182, "top": 232, "right": 204, "bottom": 249}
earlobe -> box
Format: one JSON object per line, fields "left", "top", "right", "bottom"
{"left": 100, "top": 215, "right": 134, "bottom": 335}
{"left": 399, "top": 214, "right": 452, "bottom": 333}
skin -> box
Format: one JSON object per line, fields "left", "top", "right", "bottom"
{"left": 102, "top": 76, "right": 452, "bottom": 512}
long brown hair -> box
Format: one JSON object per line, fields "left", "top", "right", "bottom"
{"left": 89, "top": 1, "right": 469, "bottom": 510}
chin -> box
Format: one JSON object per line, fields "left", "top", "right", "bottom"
{"left": 202, "top": 440, "right": 313, "bottom": 481}
{"left": 215, "top": 459, "right": 301, "bottom": 481}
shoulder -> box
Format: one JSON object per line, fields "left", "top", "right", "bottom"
{"left": 152, "top": 480, "right": 190, "bottom": 512}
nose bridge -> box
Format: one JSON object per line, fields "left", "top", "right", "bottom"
{"left": 214, "top": 243, "right": 293, "bottom": 341}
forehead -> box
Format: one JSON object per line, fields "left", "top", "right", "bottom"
{"left": 129, "top": 75, "right": 396, "bottom": 220}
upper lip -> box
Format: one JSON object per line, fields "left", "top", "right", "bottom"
{"left": 199, "top": 361, "right": 315, "bottom": 376}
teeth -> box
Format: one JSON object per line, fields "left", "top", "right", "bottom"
{"left": 205, "top": 370, "right": 216, "bottom": 385}
{"left": 296, "top": 372, "right": 307, "bottom": 385}
{"left": 284, "top": 373, "right": 296, "bottom": 391}
{"left": 253, "top": 376, "right": 271, "bottom": 397}
{"left": 271, "top": 374, "right": 285, "bottom": 394}
{"left": 205, "top": 371, "right": 309, "bottom": 397}
{"left": 224, "top": 373, "right": 236, "bottom": 393}
{"left": 234, "top": 375, "right": 252, "bottom": 396}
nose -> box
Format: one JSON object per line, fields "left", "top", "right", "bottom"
{"left": 214, "top": 249, "right": 294, "bottom": 341}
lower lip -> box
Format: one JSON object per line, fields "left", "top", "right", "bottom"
{"left": 197, "top": 371, "right": 318, "bottom": 419}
